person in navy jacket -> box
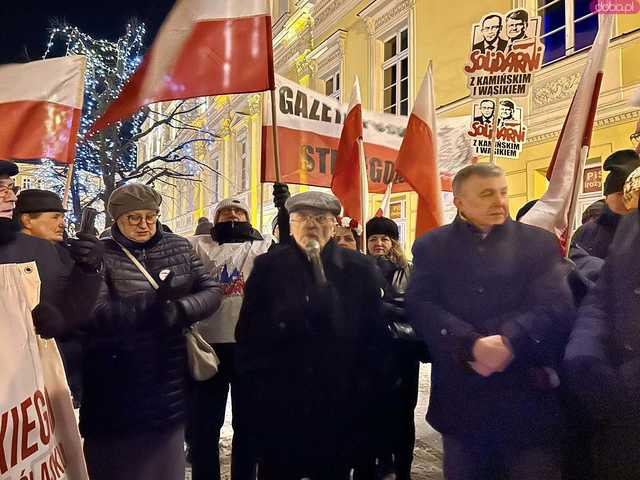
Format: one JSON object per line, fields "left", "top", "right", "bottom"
{"left": 406, "top": 163, "right": 575, "bottom": 480}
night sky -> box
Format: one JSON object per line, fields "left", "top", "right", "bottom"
{"left": 0, "top": 0, "right": 175, "bottom": 64}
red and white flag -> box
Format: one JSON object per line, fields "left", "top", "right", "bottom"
{"left": 0, "top": 56, "right": 85, "bottom": 164}
{"left": 521, "top": 15, "right": 614, "bottom": 243}
{"left": 332, "top": 77, "right": 364, "bottom": 220}
{"left": 90, "top": 0, "right": 274, "bottom": 133}
{"left": 376, "top": 181, "right": 394, "bottom": 217}
{"left": 395, "top": 62, "right": 443, "bottom": 237}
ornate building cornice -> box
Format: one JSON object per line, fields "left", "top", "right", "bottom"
{"left": 307, "top": 29, "right": 347, "bottom": 78}
{"left": 358, "top": 0, "right": 415, "bottom": 36}
{"left": 313, "top": 0, "right": 361, "bottom": 39}
{"left": 527, "top": 109, "right": 640, "bottom": 145}
{"left": 532, "top": 70, "right": 582, "bottom": 109}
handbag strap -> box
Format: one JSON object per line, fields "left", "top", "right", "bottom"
{"left": 116, "top": 242, "right": 160, "bottom": 290}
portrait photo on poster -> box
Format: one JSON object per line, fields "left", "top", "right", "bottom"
{"left": 468, "top": 98, "right": 527, "bottom": 160}
{"left": 465, "top": 9, "right": 544, "bottom": 98}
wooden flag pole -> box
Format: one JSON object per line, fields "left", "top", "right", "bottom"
{"left": 489, "top": 97, "right": 499, "bottom": 164}
{"left": 62, "top": 162, "right": 75, "bottom": 207}
{"left": 270, "top": 89, "right": 282, "bottom": 182}
{"left": 564, "top": 145, "right": 590, "bottom": 257}
{"left": 357, "top": 137, "right": 368, "bottom": 254}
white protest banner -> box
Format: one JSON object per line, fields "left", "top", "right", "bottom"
{"left": 261, "top": 74, "right": 475, "bottom": 192}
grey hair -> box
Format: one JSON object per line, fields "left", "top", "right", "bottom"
{"left": 452, "top": 164, "right": 505, "bottom": 196}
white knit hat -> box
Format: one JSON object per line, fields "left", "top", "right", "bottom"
{"left": 214, "top": 197, "right": 250, "bottom": 223}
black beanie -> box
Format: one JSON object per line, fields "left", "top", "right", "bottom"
{"left": 603, "top": 150, "right": 640, "bottom": 195}
{"left": 366, "top": 216, "right": 399, "bottom": 240}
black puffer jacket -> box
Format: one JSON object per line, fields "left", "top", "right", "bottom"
{"left": 80, "top": 225, "right": 221, "bottom": 436}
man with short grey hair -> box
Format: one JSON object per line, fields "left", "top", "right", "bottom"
{"left": 407, "top": 164, "right": 575, "bottom": 479}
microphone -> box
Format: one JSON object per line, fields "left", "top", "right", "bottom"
{"left": 304, "top": 239, "right": 327, "bottom": 287}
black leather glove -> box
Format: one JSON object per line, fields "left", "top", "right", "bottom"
{"left": 273, "top": 182, "right": 290, "bottom": 209}
{"left": 161, "top": 300, "right": 186, "bottom": 329}
{"left": 68, "top": 232, "right": 104, "bottom": 271}
{"left": 32, "top": 303, "right": 66, "bottom": 339}
{"left": 156, "top": 270, "right": 176, "bottom": 300}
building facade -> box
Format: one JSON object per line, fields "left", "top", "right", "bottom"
{"left": 137, "top": 0, "right": 640, "bottom": 254}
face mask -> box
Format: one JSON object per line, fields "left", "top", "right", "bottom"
{"left": 211, "top": 221, "right": 254, "bottom": 244}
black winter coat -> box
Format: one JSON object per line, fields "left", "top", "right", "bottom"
{"left": 80, "top": 226, "right": 221, "bottom": 436}
{"left": 0, "top": 231, "right": 101, "bottom": 322}
{"left": 570, "top": 206, "right": 620, "bottom": 258}
{"left": 235, "top": 240, "right": 387, "bottom": 466}
{"left": 564, "top": 210, "right": 640, "bottom": 426}
{"left": 406, "top": 217, "right": 575, "bottom": 446}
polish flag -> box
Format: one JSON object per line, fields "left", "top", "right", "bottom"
{"left": 90, "top": 0, "right": 274, "bottom": 133}
{"left": 375, "top": 181, "right": 394, "bottom": 217}
{"left": 395, "top": 62, "right": 443, "bottom": 237}
{"left": 332, "top": 77, "right": 364, "bottom": 220}
{"left": 0, "top": 56, "right": 85, "bottom": 164}
{"left": 521, "top": 15, "right": 614, "bottom": 245}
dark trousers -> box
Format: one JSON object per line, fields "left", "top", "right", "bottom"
{"left": 259, "top": 458, "right": 350, "bottom": 480}
{"left": 190, "top": 343, "right": 255, "bottom": 480}
{"left": 353, "top": 358, "right": 420, "bottom": 480}
{"left": 592, "top": 423, "right": 640, "bottom": 480}
{"left": 84, "top": 424, "right": 185, "bottom": 480}
{"left": 442, "top": 435, "right": 561, "bottom": 480}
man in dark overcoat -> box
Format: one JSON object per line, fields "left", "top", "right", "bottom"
{"left": 406, "top": 163, "right": 575, "bottom": 479}
{"left": 235, "top": 191, "right": 387, "bottom": 480}
{"left": 564, "top": 205, "right": 640, "bottom": 479}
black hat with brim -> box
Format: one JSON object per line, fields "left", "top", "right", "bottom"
{"left": 14, "top": 189, "right": 66, "bottom": 216}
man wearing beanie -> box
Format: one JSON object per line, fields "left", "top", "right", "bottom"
{"left": 570, "top": 150, "right": 640, "bottom": 280}
{"left": 76, "top": 182, "right": 221, "bottom": 480}
{"left": 235, "top": 191, "right": 388, "bottom": 479}
{"left": 188, "top": 184, "right": 290, "bottom": 480}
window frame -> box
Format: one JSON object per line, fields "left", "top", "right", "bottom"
{"left": 537, "top": 0, "right": 599, "bottom": 64}
{"left": 381, "top": 27, "right": 410, "bottom": 116}
{"left": 323, "top": 70, "right": 342, "bottom": 101}
{"left": 236, "top": 132, "right": 250, "bottom": 194}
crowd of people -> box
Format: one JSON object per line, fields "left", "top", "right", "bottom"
{"left": 1, "top": 150, "right": 640, "bottom": 480}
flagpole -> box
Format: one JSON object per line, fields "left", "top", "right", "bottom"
{"left": 489, "top": 97, "right": 499, "bottom": 164}
{"left": 62, "top": 163, "right": 75, "bottom": 207}
{"left": 270, "top": 89, "right": 281, "bottom": 182}
{"left": 564, "top": 145, "right": 589, "bottom": 256}
{"left": 357, "top": 137, "right": 368, "bottom": 253}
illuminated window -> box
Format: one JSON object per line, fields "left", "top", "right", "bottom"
{"left": 237, "top": 135, "right": 250, "bottom": 193}
{"left": 383, "top": 28, "right": 409, "bottom": 116}
{"left": 538, "top": 0, "right": 598, "bottom": 64}
{"left": 22, "top": 178, "right": 32, "bottom": 190}
{"left": 324, "top": 71, "right": 341, "bottom": 101}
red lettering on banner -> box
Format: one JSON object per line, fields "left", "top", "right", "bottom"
{"left": 0, "top": 411, "right": 8, "bottom": 473}
{"left": 464, "top": 48, "right": 543, "bottom": 74}
{"left": 34, "top": 390, "right": 51, "bottom": 445}
{"left": 11, "top": 406, "right": 19, "bottom": 468}
{"left": 40, "top": 462, "right": 52, "bottom": 480}
{"left": 20, "top": 397, "right": 38, "bottom": 461}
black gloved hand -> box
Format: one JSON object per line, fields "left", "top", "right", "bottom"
{"left": 68, "top": 232, "right": 104, "bottom": 271}
{"left": 161, "top": 300, "right": 186, "bottom": 329}
{"left": 32, "top": 303, "right": 66, "bottom": 339}
{"left": 156, "top": 270, "right": 176, "bottom": 300}
{"left": 273, "top": 182, "right": 290, "bottom": 209}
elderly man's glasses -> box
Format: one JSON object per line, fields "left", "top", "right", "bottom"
{"left": 126, "top": 213, "right": 159, "bottom": 226}
{"left": 290, "top": 213, "right": 334, "bottom": 225}
{"left": 0, "top": 183, "right": 20, "bottom": 198}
